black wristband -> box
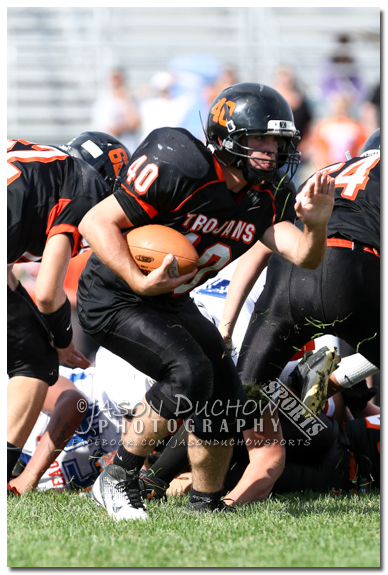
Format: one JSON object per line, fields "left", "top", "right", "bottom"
{"left": 42, "top": 297, "right": 73, "bottom": 349}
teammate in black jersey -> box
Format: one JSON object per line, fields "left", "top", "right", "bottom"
{"left": 77, "top": 82, "right": 335, "bottom": 520}
{"left": 226, "top": 128, "right": 380, "bottom": 386}
{"left": 216, "top": 129, "right": 380, "bottom": 499}
{"left": 7, "top": 132, "right": 130, "bottom": 488}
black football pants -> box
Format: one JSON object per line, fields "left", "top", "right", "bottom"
{"left": 90, "top": 295, "right": 248, "bottom": 440}
{"left": 238, "top": 245, "right": 380, "bottom": 388}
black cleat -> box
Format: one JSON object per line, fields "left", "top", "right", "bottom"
{"left": 186, "top": 494, "right": 236, "bottom": 513}
{"left": 139, "top": 469, "right": 168, "bottom": 501}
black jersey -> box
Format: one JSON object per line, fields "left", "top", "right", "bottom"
{"left": 296, "top": 155, "right": 380, "bottom": 250}
{"left": 7, "top": 139, "right": 111, "bottom": 264}
{"left": 78, "top": 128, "right": 296, "bottom": 333}
{"left": 78, "top": 127, "right": 296, "bottom": 332}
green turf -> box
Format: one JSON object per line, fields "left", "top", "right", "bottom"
{"left": 7, "top": 489, "right": 380, "bottom": 568}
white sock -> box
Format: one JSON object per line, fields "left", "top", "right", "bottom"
{"left": 334, "top": 354, "right": 378, "bottom": 389}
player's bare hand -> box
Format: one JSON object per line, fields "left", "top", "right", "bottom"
{"left": 56, "top": 342, "right": 91, "bottom": 369}
{"left": 295, "top": 170, "right": 335, "bottom": 228}
{"left": 166, "top": 472, "right": 192, "bottom": 496}
{"left": 140, "top": 254, "right": 198, "bottom": 296}
{"left": 218, "top": 323, "right": 234, "bottom": 352}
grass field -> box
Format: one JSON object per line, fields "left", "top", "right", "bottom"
{"left": 7, "top": 489, "right": 380, "bottom": 568}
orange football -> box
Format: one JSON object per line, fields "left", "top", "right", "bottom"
{"left": 126, "top": 224, "right": 199, "bottom": 277}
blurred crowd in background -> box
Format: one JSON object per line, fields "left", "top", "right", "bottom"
{"left": 11, "top": 31, "right": 380, "bottom": 366}
{"left": 88, "top": 33, "right": 380, "bottom": 182}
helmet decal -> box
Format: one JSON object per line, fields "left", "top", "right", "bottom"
{"left": 80, "top": 139, "right": 104, "bottom": 158}
{"left": 108, "top": 147, "right": 130, "bottom": 177}
{"left": 59, "top": 131, "right": 131, "bottom": 191}
{"left": 210, "top": 98, "right": 237, "bottom": 128}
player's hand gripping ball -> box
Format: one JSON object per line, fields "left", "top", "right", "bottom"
{"left": 126, "top": 224, "right": 199, "bottom": 277}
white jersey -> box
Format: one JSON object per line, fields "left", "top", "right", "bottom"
{"left": 20, "top": 348, "right": 155, "bottom": 491}
{"left": 191, "top": 260, "right": 267, "bottom": 363}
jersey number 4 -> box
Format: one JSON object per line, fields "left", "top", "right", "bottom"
{"left": 299, "top": 156, "right": 379, "bottom": 202}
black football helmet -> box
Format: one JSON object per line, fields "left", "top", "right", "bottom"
{"left": 59, "top": 131, "right": 130, "bottom": 191}
{"left": 205, "top": 82, "right": 301, "bottom": 186}
{"left": 360, "top": 128, "right": 380, "bottom": 158}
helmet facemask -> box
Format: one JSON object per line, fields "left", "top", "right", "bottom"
{"left": 205, "top": 82, "right": 302, "bottom": 188}
{"left": 218, "top": 127, "right": 301, "bottom": 187}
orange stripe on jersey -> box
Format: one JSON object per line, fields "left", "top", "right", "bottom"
{"left": 171, "top": 179, "right": 224, "bottom": 213}
{"left": 47, "top": 224, "right": 82, "bottom": 257}
{"left": 169, "top": 159, "right": 227, "bottom": 214}
{"left": 17, "top": 251, "right": 41, "bottom": 263}
{"left": 213, "top": 157, "right": 226, "bottom": 181}
{"left": 46, "top": 198, "right": 72, "bottom": 234}
{"left": 120, "top": 186, "right": 159, "bottom": 219}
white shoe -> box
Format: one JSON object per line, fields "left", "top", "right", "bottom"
{"left": 91, "top": 464, "right": 149, "bottom": 521}
{"left": 297, "top": 346, "right": 341, "bottom": 417}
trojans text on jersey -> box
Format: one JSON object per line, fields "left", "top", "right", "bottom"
{"left": 182, "top": 213, "right": 255, "bottom": 243}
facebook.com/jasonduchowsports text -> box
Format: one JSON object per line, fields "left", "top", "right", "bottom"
{"left": 73, "top": 379, "right": 327, "bottom": 449}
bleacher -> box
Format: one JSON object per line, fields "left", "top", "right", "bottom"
{"left": 7, "top": 7, "right": 380, "bottom": 145}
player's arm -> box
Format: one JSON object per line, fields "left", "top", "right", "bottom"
{"left": 218, "top": 242, "right": 272, "bottom": 345}
{"left": 7, "top": 264, "right": 19, "bottom": 290}
{"left": 35, "top": 234, "right": 90, "bottom": 368}
{"left": 225, "top": 409, "right": 286, "bottom": 505}
{"left": 262, "top": 170, "right": 335, "bottom": 269}
{"left": 35, "top": 234, "right": 73, "bottom": 313}
{"left": 78, "top": 195, "right": 196, "bottom": 295}
{"left": 7, "top": 375, "right": 87, "bottom": 494}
